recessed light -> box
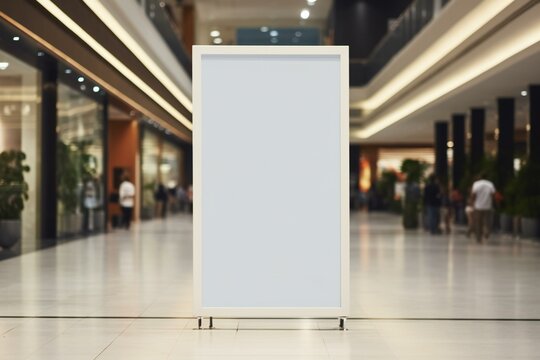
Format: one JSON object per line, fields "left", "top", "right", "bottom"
{"left": 270, "top": 30, "right": 278, "bottom": 37}
{"left": 159, "top": 1, "right": 165, "bottom": 7}
{"left": 210, "top": 30, "right": 220, "bottom": 37}
{"left": 307, "top": 0, "right": 317, "bottom": 5}
{"left": 213, "top": 37, "right": 223, "bottom": 44}
{"left": 65, "top": 69, "right": 72, "bottom": 74}
{"left": 12, "top": 36, "right": 20, "bottom": 41}
{"left": 295, "top": 31, "right": 302, "bottom": 37}
{"left": 521, "top": 90, "right": 527, "bottom": 96}
{"left": 78, "top": 76, "right": 85, "bottom": 82}
{"left": 447, "top": 141, "right": 454, "bottom": 148}
{"left": 260, "top": 26, "right": 269, "bottom": 32}
{"left": 300, "top": 9, "right": 310, "bottom": 19}
{"left": 93, "top": 86, "right": 100, "bottom": 93}
{"left": 37, "top": 51, "right": 45, "bottom": 57}
{"left": 0, "top": 62, "right": 9, "bottom": 70}
{"left": 80, "top": 84, "right": 86, "bottom": 91}
{"left": 271, "top": 38, "right": 278, "bottom": 44}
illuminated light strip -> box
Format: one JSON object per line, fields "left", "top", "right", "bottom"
{"left": 356, "top": 16, "right": 540, "bottom": 139}
{"left": 34, "top": 0, "right": 192, "bottom": 131}
{"left": 356, "top": 0, "right": 515, "bottom": 110}
{"left": 82, "top": 0, "right": 192, "bottom": 113}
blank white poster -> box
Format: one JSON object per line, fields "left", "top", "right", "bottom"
{"left": 194, "top": 47, "right": 348, "bottom": 316}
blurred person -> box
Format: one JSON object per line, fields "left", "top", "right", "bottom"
{"left": 83, "top": 177, "right": 98, "bottom": 232}
{"left": 155, "top": 183, "right": 168, "bottom": 218}
{"left": 176, "top": 186, "right": 188, "bottom": 212}
{"left": 471, "top": 173, "right": 496, "bottom": 243}
{"left": 441, "top": 186, "right": 451, "bottom": 234}
{"left": 424, "top": 174, "right": 442, "bottom": 235}
{"left": 187, "top": 184, "right": 193, "bottom": 214}
{"left": 119, "top": 173, "right": 135, "bottom": 229}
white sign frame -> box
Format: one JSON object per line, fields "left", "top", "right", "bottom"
{"left": 193, "top": 45, "right": 349, "bottom": 318}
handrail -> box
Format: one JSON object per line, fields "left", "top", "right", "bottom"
{"left": 136, "top": 0, "right": 192, "bottom": 78}
{"left": 351, "top": 0, "right": 452, "bottom": 86}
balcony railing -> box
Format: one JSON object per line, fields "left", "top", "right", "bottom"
{"left": 136, "top": 0, "right": 192, "bottom": 77}
{"left": 351, "top": 0, "right": 451, "bottom": 86}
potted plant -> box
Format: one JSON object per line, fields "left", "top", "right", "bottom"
{"left": 401, "top": 159, "right": 428, "bottom": 229}
{"left": 0, "top": 150, "right": 30, "bottom": 249}
{"left": 57, "top": 141, "right": 82, "bottom": 235}
{"left": 515, "top": 162, "right": 540, "bottom": 239}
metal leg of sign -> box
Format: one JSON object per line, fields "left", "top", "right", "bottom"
{"left": 209, "top": 317, "right": 214, "bottom": 329}
{"left": 197, "top": 317, "right": 203, "bottom": 330}
{"left": 338, "top": 317, "right": 347, "bottom": 331}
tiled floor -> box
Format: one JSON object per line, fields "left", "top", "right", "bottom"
{"left": 0, "top": 211, "right": 539, "bottom": 359}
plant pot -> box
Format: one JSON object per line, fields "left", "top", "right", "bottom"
{"left": 141, "top": 206, "right": 154, "bottom": 220}
{"left": 500, "top": 213, "right": 513, "bottom": 233}
{"left": 0, "top": 220, "right": 21, "bottom": 249}
{"left": 521, "top": 217, "right": 540, "bottom": 239}
{"left": 59, "top": 213, "right": 83, "bottom": 236}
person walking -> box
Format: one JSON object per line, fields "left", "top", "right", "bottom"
{"left": 154, "top": 183, "right": 168, "bottom": 218}
{"left": 119, "top": 173, "right": 135, "bottom": 229}
{"left": 471, "top": 173, "right": 496, "bottom": 243}
{"left": 424, "top": 174, "right": 442, "bottom": 235}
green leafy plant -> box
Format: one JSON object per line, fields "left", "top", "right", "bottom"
{"left": 400, "top": 159, "right": 427, "bottom": 229}
{"left": 0, "top": 150, "right": 30, "bottom": 220}
{"left": 57, "top": 139, "right": 98, "bottom": 214}
{"left": 400, "top": 159, "right": 428, "bottom": 185}
{"left": 57, "top": 141, "right": 80, "bottom": 214}
{"left": 514, "top": 161, "right": 540, "bottom": 218}
{"left": 376, "top": 170, "right": 398, "bottom": 209}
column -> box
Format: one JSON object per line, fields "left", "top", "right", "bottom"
{"left": 350, "top": 145, "right": 361, "bottom": 207}
{"left": 102, "top": 93, "right": 109, "bottom": 230}
{"left": 452, "top": 114, "right": 465, "bottom": 190}
{"left": 497, "top": 98, "right": 515, "bottom": 189}
{"left": 435, "top": 121, "right": 448, "bottom": 184}
{"left": 530, "top": 85, "right": 540, "bottom": 164}
{"left": 39, "top": 54, "right": 58, "bottom": 241}
{"left": 470, "top": 108, "right": 485, "bottom": 173}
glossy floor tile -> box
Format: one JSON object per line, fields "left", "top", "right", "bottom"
{"left": 0, "top": 211, "right": 539, "bottom": 359}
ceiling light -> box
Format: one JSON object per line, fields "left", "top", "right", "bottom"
{"left": 295, "top": 31, "right": 302, "bottom": 37}
{"left": 80, "top": 84, "right": 86, "bottom": 91}
{"left": 307, "top": 0, "right": 317, "bottom": 5}
{"left": 213, "top": 37, "right": 223, "bottom": 44}
{"left": 447, "top": 141, "right": 454, "bottom": 148}
{"left": 0, "top": 62, "right": 9, "bottom": 70}
{"left": 65, "top": 68, "right": 72, "bottom": 74}
{"left": 260, "top": 26, "right": 269, "bottom": 32}
{"left": 12, "top": 36, "right": 20, "bottom": 41}
{"left": 300, "top": 9, "right": 310, "bottom": 20}
{"left": 271, "top": 38, "right": 278, "bottom": 44}
{"left": 521, "top": 90, "right": 527, "bottom": 97}
{"left": 37, "top": 51, "right": 45, "bottom": 56}
{"left": 78, "top": 76, "right": 85, "bottom": 82}
{"left": 269, "top": 30, "right": 278, "bottom": 37}
{"left": 93, "top": 86, "right": 100, "bottom": 93}
{"left": 210, "top": 30, "right": 220, "bottom": 37}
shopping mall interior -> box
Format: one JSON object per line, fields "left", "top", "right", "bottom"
{"left": 0, "top": 0, "right": 540, "bottom": 358}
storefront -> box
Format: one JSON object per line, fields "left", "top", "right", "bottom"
{"left": 0, "top": 20, "right": 107, "bottom": 257}
{"left": 140, "top": 122, "right": 190, "bottom": 219}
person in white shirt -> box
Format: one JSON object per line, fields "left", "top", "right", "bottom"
{"left": 119, "top": 173, "right": 135, "bottom": 229}
{"left": 471, "top": 173, "right": 496, "bottom": 243}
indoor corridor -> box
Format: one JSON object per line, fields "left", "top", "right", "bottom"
{"left": 0, "top": 212, "right": 539, "bottom": 359}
